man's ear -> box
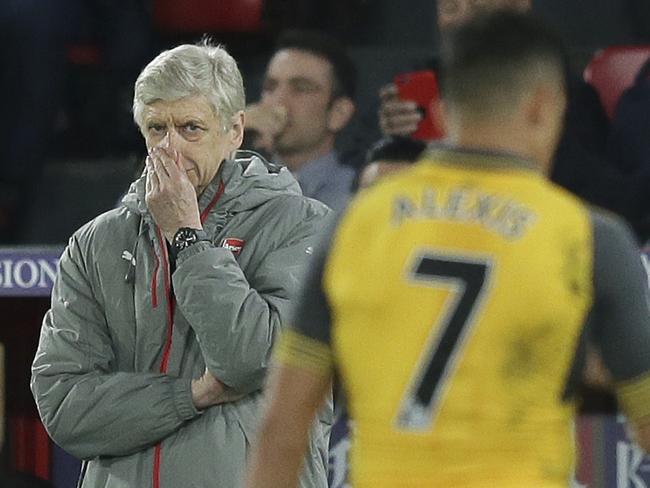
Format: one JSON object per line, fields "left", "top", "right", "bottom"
{"left": 524, "top": 82, "right": 566, "bottom": 175}
{"left": 229, "top": 111, "right": 246, "bottom": 150}
{"left": 327, "top": 97, "right": 355, "bottom": 133}
{"left": 525, "top": 84, "right": 558, "bottom": 129}
{"left": 430, "top": 98, "right": 448, "bottom": 137}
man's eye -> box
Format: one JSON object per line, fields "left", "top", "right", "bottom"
{"left": 181, "top": 123, "right": 202, "bottom": 135}
{"left": 292, "top": 81, "right": 319, "bottom": 94}
{"left": 262, "top": 80, "right": 277, "bottom": 93}
{"left": 148, "top": 124, "right": 165, "bottom": 134}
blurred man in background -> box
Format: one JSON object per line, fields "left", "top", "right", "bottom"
{"left": 245, "top": 30, "right": 357, "bottom": 211}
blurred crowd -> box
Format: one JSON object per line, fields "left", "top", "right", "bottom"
{"left": 1, "top": 0, "right": 650, "bottom": 244}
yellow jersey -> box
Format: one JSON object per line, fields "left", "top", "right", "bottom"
{"left": 277, "top": 147, "right": 650, "bottom": 487}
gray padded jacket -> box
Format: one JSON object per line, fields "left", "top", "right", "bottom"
{"left": 31, "top": 154, "right": 331, "bottom": 488}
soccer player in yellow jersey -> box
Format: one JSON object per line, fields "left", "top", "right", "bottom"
{"left": 245, "top": 11, "right": 650, "bottom": 488}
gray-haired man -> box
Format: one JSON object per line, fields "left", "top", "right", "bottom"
{"left": 31, "top": 41, "right": 330, "bottom": 488}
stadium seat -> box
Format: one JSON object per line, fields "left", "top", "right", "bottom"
{"left": 584, "top": 45, "right": 650, "bottom": 119}
{"left": 66, "top": 43, "right": 101, "bottom": 65}
{"left": 153, "top": 0, "right": 264, "bottom": 34}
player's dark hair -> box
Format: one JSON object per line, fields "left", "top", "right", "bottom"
{"left": 365, "top": 136, "right": 427, "bottom": 165}
{"left": 440, "top": 10, "right": 567, "bottom": 116}
{"left": 275, "top": 29, "right": 357, "bottom": 100}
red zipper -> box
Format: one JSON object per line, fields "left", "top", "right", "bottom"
{"left": 156, "top": 226, "right": 176, "bottom": 374}
{"left": 200, "top": 180, "right": 225, "bottom": 223}
{"left": 151, "top": 179, "right": 224, "bottom": 488}
{"left": 153, "top": 225, "right": 175, "bottom": 488}
{"left": 150, "top": 246, "right": 160, "bottom": 309}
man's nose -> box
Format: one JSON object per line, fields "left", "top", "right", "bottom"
{"left": 158, "top": 128, "right": 181, "bottom": 150}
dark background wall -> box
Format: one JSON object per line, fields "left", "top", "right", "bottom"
{"left": 8, "top": 0, "right": 650, "bottom": 245}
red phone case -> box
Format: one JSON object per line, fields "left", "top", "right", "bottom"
{"left": 394, "top": 70, "right": 444, "bottom": 141}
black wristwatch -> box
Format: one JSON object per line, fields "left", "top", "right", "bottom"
{"left": 170, "top": 227, "right": 210, "bottom": 259}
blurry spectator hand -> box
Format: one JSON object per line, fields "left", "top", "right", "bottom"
{"left": 379, "top": 83, "right": 422, "bottom": 136}
{"left": 583, "top": 345, "right": 613, "bottom": 389}
{"left": 245, "top": 103, "right": 288, "bottom": 153}
{"left": 145, "top": 147, "right": 202, "bottom": 242}
{"left": 191, "top": 368, "right": 246, "bottom": 409}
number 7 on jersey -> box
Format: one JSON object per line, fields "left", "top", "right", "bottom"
{"left": 396, "top": 252, "right": 492, "bottom": 431}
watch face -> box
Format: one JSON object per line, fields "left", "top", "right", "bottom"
{"left": 174, "top": 228, "right": 198, "bottom": 251}
{"left": 179, "top": 229, "right": 197, "bottom": 242}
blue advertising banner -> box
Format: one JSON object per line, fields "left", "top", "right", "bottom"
{"left": 576, "top": 415, "right": 650, "bottom": 488}
{"left": 0, "top": 247, "right": 62, "bottom": 297}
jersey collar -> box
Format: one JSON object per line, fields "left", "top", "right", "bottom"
{"left": 422, "top": 143, "right": 542, "bottom": 174}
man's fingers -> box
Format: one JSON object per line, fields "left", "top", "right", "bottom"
{"left": 379, "top": 83, "right": 398, "bottom": 101}
{"left": 168, "top": 148, "right": 185, "bottom": 178}
{"left": 146, "top": 157, "right": 161, "bottom": 191}
{"left": 379, "top": 100, "right": 421, "bottom": 137}
{"left": 380, "top": 112, "right": 422, "bottom": 136}
{"left": 247, "top": 103, "right": 287, "bottom": 138}
{"left": 271, "top": 105, "right": 288, "bottom": 128}
{"left": 381, "top": 124, "right": 419, "bottom": 137}
{"left": 384, "top": 112, "right": 422, "bottom": 126}
{"left": 149, "top": 151, "right": 170, "bottom": 183}
{"left": 381, "top": 100, "right": 419, "bottom": 117}
{"left": 162, "top": 148, "right": 192, "bottom": 182}
{"left": 151, "top": 147, "right": 187, "bottom": 182}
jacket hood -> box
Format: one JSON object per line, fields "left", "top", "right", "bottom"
{"left": 122, "top": 151, "right": 303, "bottom": 217}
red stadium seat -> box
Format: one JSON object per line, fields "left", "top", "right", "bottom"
{"left": 153, "top": 0, "right": 264, "bottom": 34}
{"left": 66, "top": 43, "right": 102, "bottom": 65}
{"left": 584, "top": 45, "right": 650, "bottom": 119}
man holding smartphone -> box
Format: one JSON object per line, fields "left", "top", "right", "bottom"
{"left": 379, "top": 0, "right": 532, "bottom": 138}
{"left": 379, "top": 0, "right": 650, "bottom": 243}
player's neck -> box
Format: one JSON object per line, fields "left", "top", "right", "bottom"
{"left": 448, "top": 122, "right": 534, "bottom": 164}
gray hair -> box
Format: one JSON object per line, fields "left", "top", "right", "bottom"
{"left": 133, "top": 41, "right": 245, "bottom": 131}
